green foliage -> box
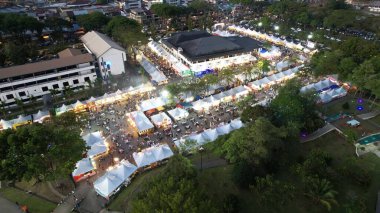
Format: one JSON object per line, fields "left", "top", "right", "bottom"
{"left": 240, "top": 105, "right": 271, "bottom": 124}
{"left": 231, "top": 161, "right": 257, "bottom": 188}
{"left": 342, "top": 102, "right": 350, "bottom": 110}
{"left": 131, "top": 155, "right": 218, "bottom": 212}
{"left": 294, "top": 149, "right": 332, "bottom": 180}
{"left": 338, "top": 157, "right": 371, "bottom": 187}
{"left": 4, "top": 42, "right": 38, "bottom": 65}
{"left": 270, "top": 79, "right": 323, "bottom": 133}
{"left": 0, "top": 123, "right": 86, "bottom": 182}
{"left": 222, "top": 194, "right": 240, "bottom": 213}
{"left": 323, "top": 10, "right": 356, "bottom": 29}
{"left": 76, "top": 12, "right": 110, "bottom": 31}
{"left": 151, "top": 4, "right": 188, "bottom": 18}
{"left": 304, "top": 177, "right": 338, "bottom": 211}
{"left": 250, "top": 175, "right": 296, "bottom": 209}
{"left": 0, "top": 13, "right": 43, "bottom": 36}
{"left": 222, "top": 117, "right": 286, "bottom": 165}
{"left": 105, "top": 16, "right": 147, "bottom": 50}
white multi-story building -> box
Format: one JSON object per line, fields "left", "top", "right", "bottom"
{"left": 0, "top": 48, "right": 97, "bottom": 107}
{"left": 161, "top": 31, "right": 262, "bottom": 77}
{"left": 121, "top": 0, "right": 142, "bottom": 9}
{"left": 81, "top": 31, "right": 127, "bottom": 79}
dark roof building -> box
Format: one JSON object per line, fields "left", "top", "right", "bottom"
{"left": 162, "top": 31, "right": 262, "bottom": 62}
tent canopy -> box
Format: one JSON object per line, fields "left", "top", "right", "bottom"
{"left": 132, "top": 144, "right": 174, "bottom": 168}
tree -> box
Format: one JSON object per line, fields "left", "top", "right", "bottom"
{"left": 77, "top": 12, "right": 110, "bottom": 31}
{"left": 241, "top": 105, "right": 272, "bottom": 124}
{"left": 4, "top": 42, "right": 30, "bottom": 65}
{"left": 304, "top": 177, "right": 338, "bottom": 211}
{"left": 222, "top": 117, "right": 286, "bottom": 165}
{"left": 131, "top": 155, "right": 218, "bottom": 212}
{"left": 0, "top": 123, "right": 86, "bottom": 181}
{"left": 14, "top": 98, "right": 26, "bottom": 114}
{"left": 219, "top": 68, "right": 235, "bottom": 87}
{"left": 250, "top": 175, "right": 296, "bottom": 209}
{"left": 270, "top": 79, "right": 323, "bottom": 133}
{"left": 294, "top": 149, "right": 332, "bottom": 180}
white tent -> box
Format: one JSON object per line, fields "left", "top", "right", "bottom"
{"left": 140, "top": 56, "right": 168, "bottom": 85}
{"left": 82, "top": 131, "right": 107, "bottom": 158}
{"left": 167, "top": 108, "right": 189, "bottom": 121}
{"left": 94, "top": 173, "right": 123, "bottom": 199}
{"left": 318, "top": 93, "right": 333, "bottom": 103}
{"left": 57, "top": 104, "right": 73, "bottom": 115}
{"left": 72, "top": 158, "right": 94, "bottom": 179}
{"left": 216, "top": 124, "right": 234, "bottom": 135}
{"left": 127, "top": 111, "right": 154, "bottom": 133}
{"left": 187, "top": 134, "right": 206, "bottom": 145}
{"left": 132, "top": 144, "right": 174, "bottom": 168}
{"left": 0, "top": 119, "right": 13, "bottom": 130}
{"left": 108, "top": 160, "right": 137, "bottom": 181}
{"left": 150, "top": 112, "right": 172, "bottom": 127}
{"left": 33, "top": 110, "right": 50, "bottom": 123}
{"left": 202, "top": 129, "right": 219, "bottom": 141}
{"left": 72, "top": 100, "right": 85, "bottom": 109}
{"left": 230, "top": 119, "right": 243, "bottom": 130}
{"left": 138, "top": 97, "right": 169, "bottom": 112}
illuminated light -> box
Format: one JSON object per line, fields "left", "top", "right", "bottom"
{"left": 274, "top": 25, "right": 280, "bottom": 31}
{"left": 357, "top": 105, "right": 364, "bottom": 111}
{"left": 43, "top": 35, "right": 49, "bottom": 39}
{"left": 357, "top": 98, "right": 363, "bottom": 104}
{"left": 161, "top": 90, "right": 169, "bottom": 98}
{"left": 258, "top": 22, "right": 263, "bottom": 27}
{"left": 113, "top": 157, "right": 119, "bottom": 162}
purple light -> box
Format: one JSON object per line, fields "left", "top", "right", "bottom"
{"left": 357, "top": 98, "right": 363, "bottom": 104}
{"left": 357, "top": 105, "right": 364, "bottom": 111}
{"left": 301, "top": 132, "right": 307, "bottom": 138}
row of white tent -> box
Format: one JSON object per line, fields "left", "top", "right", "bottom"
{"left": 174, "top": 119, "right": 244, "bottom": 148}
{"left": 82, "top": 131, "right": 108, "bottom": 158}
{"left": 300, "top": 78, "right": 337, "bottom": 93}
{"left": 228, "top": 25, "right": 315, "bottom": 52}
{"left": 148, "top": 41, "right": 190, "bottom": 76}
{"left": 0, "top": 110, "right": 50, "bottom": 130}
{"left": 94, "top": 144, "right": 174, "bottom": 199}
{"left": 137, "top": 96, "right": 170, "bottom": 112}
{"left": 192, "top": 85, "right": 250, "bottom": 111}
{"left": 248, "top": 66, "right": 302, "bottom": 90}
{"left": 140, "top": 56, "right": 168, "bottom": 85}
{"left": 318, "top": 87, "right": 347, "bottom": 103}
{"left": 55, "top": 83, "right": 155, "bottom": 114}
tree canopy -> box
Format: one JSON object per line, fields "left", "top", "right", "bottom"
{"left": 76, "top": 12, "right": 110, "bottom": 31}
{"left": 0, "top": 122, "right": 86, "bottom": 182}
{"left": 131, "top": 155, "right": 218, "bottom": 212}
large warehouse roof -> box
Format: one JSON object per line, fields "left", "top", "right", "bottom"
{"left": 163, "top": 31, "right": 262, "bottom": 61}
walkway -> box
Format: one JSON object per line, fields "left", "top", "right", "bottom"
{"left": 301, "top": 123, "right": 338, "bottom": 143}
{"left": 0, "top": 195, "right": 23, "bottom": 213}
{"left": 357, "top": 110, "right": 380, "bottom": 120}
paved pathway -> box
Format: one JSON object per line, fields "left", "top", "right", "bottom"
{"left": 301, "top": 123, "right": 338, "bottom": 143}
{"left": 357, "top": 110, "right": 380, "bottom": 120}
{"left": 0, "top": 195, "right": 23, "bottom": 213}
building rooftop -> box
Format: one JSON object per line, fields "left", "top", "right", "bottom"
{"left": 80, "top": 31, "right": 125, "bottom": 57}
{"left": 163, "top": 31, "right": 262, "bottom": 61}
{"left": 0, "top": 50, "right": 94, "bottom": 79}
{"left": 58, "top": 48, "right": 83, "bottom": 58}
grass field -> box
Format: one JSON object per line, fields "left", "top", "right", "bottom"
{"left": 0, "top": 187, "right": 56, "bottom": 213}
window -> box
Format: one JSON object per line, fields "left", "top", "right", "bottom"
{"left": 73, "top": 79, "right": 79, "bottom": 84}
{"left": 18, "top": 91, "right": 26, "bottom": 97}
{"left": 6, "top": 94, "right": 14, "bottom": 100}
{"left": 84, "top": 77, "right": 90, "bottom": 82}
{"left": 63, "top": 82, "right": 69, "bottom": 87}
{"left": 42, "top": 86, "right": 48, "bottom": 92}
{"left": 53, "top": 84, "right": 59, "bottom": 89}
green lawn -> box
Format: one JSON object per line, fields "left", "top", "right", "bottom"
{"left": 0, "top": 187, "right": 56, "bottom": 213}
{"left": 320, "top": 95, "right": 380, "bottom": 117}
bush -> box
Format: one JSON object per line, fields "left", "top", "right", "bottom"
{"left": 342, "top": 102, "right": 350, "bottom": 110}
{"left": 222, "top": 194, "right": 240, "bottom": 213}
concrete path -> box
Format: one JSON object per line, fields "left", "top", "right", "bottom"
{"left": 301, "top": 123, "right": 338, "bottom": 143}
{"left": 47, "top": 182, "right": 65, "bottom": 199}
{"left": 357, "top": 110, "right": 380, "bottom": 120}
{"left": 0, "top": 195, "right": 23, "bottom": 213}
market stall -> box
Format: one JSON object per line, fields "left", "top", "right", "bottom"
{"left": 150, "top": 112, "right": 172, "bottom": 129}
{"left": 126, "top": 111, "right": 154, "bottom": 135}
{"left": 82, "top": 131, "right": 108, "bottom": 159}
{"left": 132, "top": 144, "right": 174, "bottom": 168}
{"left": 167, "top": 108, "right": 189, "bottom": 121}
{"left": 72, "top": 158, "right": 95, "bottom": 182}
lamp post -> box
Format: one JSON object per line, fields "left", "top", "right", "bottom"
{"left": 274, "top": 25, "right": 280, "bottom": 31}
{"left": 199, "top": 146, "right": 204, "bottom": 171}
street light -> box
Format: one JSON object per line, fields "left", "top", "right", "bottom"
{"left": 307, "top": 34, "right": 313, "bottom": 39}
{"left": 258, "top": 22, "right": 263, "bottom": 27}
{"left": 199, "top": 146, "right": 205, "bottom": 171}
{"left": 274, "top": 25, "right": 280, "bottom": 31}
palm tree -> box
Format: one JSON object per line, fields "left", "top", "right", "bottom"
{"left": 305, "top": 178, "right": 338, "bottom": 211}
